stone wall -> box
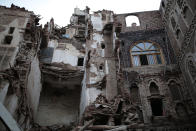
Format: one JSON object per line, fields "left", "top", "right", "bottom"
{"left": 160, "top": 0, "right": 196, "bottom": 109}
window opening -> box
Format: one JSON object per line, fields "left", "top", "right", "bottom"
{"left": 150, "top": 98, "right": 163, "bottom": 116}
{"left": 130, "top": 42, "right": 164, "bottom": 66}
{"left": 77, "top": 57, "right": 84, "bottom": 66}
{"left": 176, "top": 29, "right": 181, "bottom": 39}
{"left": 125, "top": 15, "right": 140, "bottom": 27}
{"left": 130, "top": 84, "right": 141, "bottom": 104}
{"left": 4, "top": 35, "right": 13, "bottom": 44}
{"left": 161, "top": 1, "right": 165, "bottom": 8}
{"left": 149, "top": 82, "right": 160, "bottom": 95}
{"left": 168, "top": 81, "right": 181, "bottom": 101}
{"left": 99, "top": 64, "right": 103, "bottom": 70}
{"left": 101, "top": 43, "right": 105, "bottom": 49}
{"left": 183, "top": 6, "right": 188, "bottom": 18}
{"left": 9, "top": 27, "right": 15, "bottom": 34}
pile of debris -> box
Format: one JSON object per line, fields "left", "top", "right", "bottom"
{"left": 30, "top": 123, "right": 75, "bottom": 131}
{"left": 41, "top": 63, "right": 84, "bottom": 80}
{"left": 75, "top": 94, "right": 143, "bottom": 131}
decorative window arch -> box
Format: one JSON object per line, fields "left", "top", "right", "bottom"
{"left": 149, "top": 82, "right": 160, "bottom": 95}
{"left": 186, "top": 57, "right": 196, "bottom": 82}
{"left": 129, "top": 83, "right": 141, "bottom": 104}
{"left": 130, "top": 41, "right": 164, "bottom": 66}
{"left": 168, "top": 80, "right": 182, "bottom": 101}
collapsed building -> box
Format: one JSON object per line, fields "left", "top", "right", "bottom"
{"left": 0, "top": 0, "right": 196, "bottom": 130}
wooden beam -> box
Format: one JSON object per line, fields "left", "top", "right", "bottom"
{"left": 0, "top": 103, "right": 21, "bottom": 131}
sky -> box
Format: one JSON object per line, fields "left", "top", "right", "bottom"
{"left": 0, "top": 0, "right": 161, "bottom": 27}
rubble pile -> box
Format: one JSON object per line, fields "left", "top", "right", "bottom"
{"left": 75, "top": 94, "right": 143, "bottom": 131}
{"left": 30, "top": 123, "right": 75, "bottom": 131}
{"left": 41, "top": 63, "right": 84, "bottom": 80}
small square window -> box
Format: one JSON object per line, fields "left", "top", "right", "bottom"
{"left": 9, "top": 27, "right": 15, "bottom": 34}
{"left": 77, "top": 58, "right": 84, "bottom": 66}
{"left": 176, "top": 29, "right": 181, "bottom": 39}
{"left": 4, "top": 35, "right": 13, "bottom": 44}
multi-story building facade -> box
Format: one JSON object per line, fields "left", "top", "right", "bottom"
{"left": 0, "top": 1, "right": 195, "bottom": 131}
{"left": 160, "top": 0, "right": 196, "bottom": 109}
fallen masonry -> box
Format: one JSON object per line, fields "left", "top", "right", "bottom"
{"left": 0, "top": 2, "right": 196, "bottom": 131}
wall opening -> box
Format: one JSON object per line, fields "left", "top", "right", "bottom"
{"left": 130, "top": 83, "right": 141, "bottom": 104}
{"left": 176, "top": 29, "right": 182, "bottom": 39}
{"left": 4, "top": 35, "right": 13, "bottom": 44}
{"left": 101, "top": 43, "right": 105, "bottom": 49}
{"left": 161, "top": 1, "right": 165, "bottom": 8}
{"left": 187, "top": 59, "right": 196, "bottom": 81}
{"left": 8, "top": 27, "right": 15, "bottom": 34}
{"left": 99, "top": 64, "right": 104, "bottom": 70}
{"left": 131, "top": 42, "right": 164, "bottom": 67}
{"left": 150, "top": 98, "right": 163, "bottom": 116}
{"left": 78, "top": 15, "right": 85, "bottom": 24}
{"left": 125, "top": 15, "right": 140, "bottom": 27}
{"left": 168, "top": 80, "right": 181, "bottom": 101}
{"left": 149, "top": 82, "right": 160, "bottom": 95}
{"left": 77, "top": 57, "right": 84, "bottom": 66}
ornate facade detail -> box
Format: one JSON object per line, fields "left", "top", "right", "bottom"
{"left": 177, "top": 14, "right": 196, "bottom": 64}
{"left": 162, "top": 0, "right": 174, "bottom": 25}
{"left": 186, "top": 56, "right": 196, "bottom": 82}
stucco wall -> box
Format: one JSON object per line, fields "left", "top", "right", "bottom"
{"left": 27, "top": 56, "right": 42, "bottom": 118}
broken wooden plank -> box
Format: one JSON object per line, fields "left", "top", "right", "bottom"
{"left": 87, "top": 125, "right": 119, "bottom": 130}
{"left": 105, "top": 125, "right": 127, "bottom": 131}
{"left": 0, "top": 102, "right": 21, "bottom": 131}
{"left": 78, "top": 119, "right": 95, "bottom": 131}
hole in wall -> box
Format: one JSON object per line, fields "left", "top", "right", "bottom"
{"left": 101, "top": 43, "right": 105, "bottom": 49}
{"left": 183, "top": 6, "right": 188, "bottom": 18}
{"left": 121, "top": 41, "right": 124, "bottom": 46}
{"left": 129, "top": 83, "right": 141, "bottom": 104}
{"left": 149, "top": 82, "right": 160, "bottom": 95}
{"left": 168, "top": 80, "right": 181, "bottom": 101}
{"left": 8, "top": 27, "right": 15, "bottom": 34}
{"left": 161, "top": 1, "right": 165, "bottom": 8}
{"left": 4, "top": 35, "right": 13, "bottom": 44}
{"left": 176, "top": 29, "right": 181, "bottom": 39}
{"left": 162, "top": 37, "right": 166, "bottom": 42}
{"left": 77, "top": 57, "right": 84, "bottom": 66}
{"left": 150, "top": 98, "right": 163, "bottom": 116}
{"left": 99, "top": 64, "right": 104, "bottom": 70}
{"left": 125, "top": 15, "right": 140, "bottom": 27}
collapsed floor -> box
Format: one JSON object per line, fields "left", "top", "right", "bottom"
{"left": 0, "top": 2, "right": 196, "bottom": 131}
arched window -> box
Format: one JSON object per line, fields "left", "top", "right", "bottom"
{"left": 130, "top": 42, "right": 164, "bottom": 66}
{"left": 149, "top": 82, "right": 160, "bottom": 95}
{"left": 168, "top": 80, "right": 181, "bottom": 101}
{"left": 130, "top": 83, "right": 141, "bottom": 104}
{"left": 125, "top": 15, "right": 140, "bottom": 27}
{"left": 187, "top": 58, "right": 196, "bottom": 81}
